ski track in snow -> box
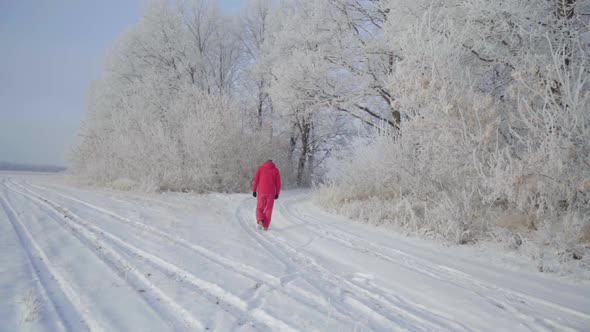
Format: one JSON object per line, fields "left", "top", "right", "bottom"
{"left": 1, "top": 174, "right": 589, "bottom": 331}
{"left": 1, "top": 186, "right": 73, "bottom": 332}
{"left": 4, "top": 180, "right": 206, "bottom": 331}
{"left": 20, "top": 180, "right": 371, "bottom": 330}
{"left": 7, "top": 179, "right": 304, "bottom": 331}
{"left": 276, "top": 197, "right": 589, "bottom": 331}
{"left": 235, "top": 199, "right": 473, "bottom": 332}
{"left": 0, "top": 182, "right": 99, "bottom": 332}
{"left": 27, "top": 180, "right": 468, "bottom": 331}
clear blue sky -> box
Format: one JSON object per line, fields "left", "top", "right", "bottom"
{"left": 0, "top": 0, "right": 244, "bottom": 166}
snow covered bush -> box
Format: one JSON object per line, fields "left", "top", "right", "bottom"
{"left": 317, "top": 0, "right": 590, "bottom": 266}
{"left": 70, "top": 0, "right": 290, "bottom": 192}
{"left": 71, "top": 77, "right": 286, "bottom": 192}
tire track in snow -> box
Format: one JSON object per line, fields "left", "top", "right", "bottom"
{"left": 23, "top": 180, "right": 360, "bottom": 328}
{"left": 27, "top": 181, "right": 290, "bottom": 283}
{"left": 236, "top": 199, "right": 470, "bottom": 332}
{"left": 33, "top": 182, "right": 196, "bottom": 212}
{"left": 25, "top": 179, "right": 586, "bottom": 331}
{"left": 22, "top": 180, "right": 376, "bottom": 330}
{"left": 5, "top": 181, "right": 205, "bottom": 332}
{"left": 0, "top": 184, "right": 99, "bottom": 332}
{"left": 277, "top": 195, "right": 587, "bottom": 331}
{"left": 1, "top": 185, "right": 70, "bottom": 332}
{"left": 9, "top": 180, "right": 298, "bottom": 332}
{"left": 234, "top": 199, "right": 379, "bottom": 331}
{"left": 73, "top": 217, "right": 297, "bottom": 332}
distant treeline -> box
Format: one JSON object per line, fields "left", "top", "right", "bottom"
{"left": 0, "top": 161, "right": 66, "bottom": 173}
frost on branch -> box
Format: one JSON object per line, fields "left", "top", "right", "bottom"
{"left": 317, "top": 0, "right": 590, "bottom": 267}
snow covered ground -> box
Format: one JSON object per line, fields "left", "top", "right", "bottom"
{"left": 1, "top": 172, "right": 589, "bottom": 332}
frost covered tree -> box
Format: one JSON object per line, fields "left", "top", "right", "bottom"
{"left": 238, "top": 0, "right": 274, "bottom": 128}
{"left": 317, "top": 0, "right": 590, "bottom": 265}
{"left": 258, "top": 0, "right": 405, "bottom": 184}
{"left": 72, "top": 0, "right": 418, "bottom": 189}
{"left": 70, "top": 0, "right": 282, "bottom": 191}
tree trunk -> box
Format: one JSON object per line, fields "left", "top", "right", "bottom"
{"left": 288, "top": 123, "right": 298, "bottom": 175}
{"left": 551, "top": 0, "right": 576, "bottom": 106}
{"left": 556, "top": 0, "right": 575, "bottom": 20}
{"left": 393, "top": 109, "right": 401, "bottom": 134}
{"left": 268, "top": 97, "right": 274, "bottom": 143}
{"left": 257, "top": 91, "right": 264, "bottom": 128}
{"left": 306, "top": 122, "right": 315, "bottom": 184}
{"left": 296, "top": 116, "right": 311, "bottom": 186}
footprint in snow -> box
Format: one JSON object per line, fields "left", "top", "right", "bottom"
{"left": 351, "top": 272, "right": 374, "bottom": 284}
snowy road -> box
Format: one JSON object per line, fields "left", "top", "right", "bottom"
{"left": 1, "top": 173, "right": 589, "bottom": 331}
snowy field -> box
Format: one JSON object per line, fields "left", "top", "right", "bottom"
{"left": 1, "top": 172, "right": 590, "bottom": 332}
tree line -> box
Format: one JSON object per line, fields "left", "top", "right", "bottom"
{"left": 71, "top": 0, "right": 589, "bottom": 256}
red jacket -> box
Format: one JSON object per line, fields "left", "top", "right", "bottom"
{"left": 251, "top": 161, "right": 281, "bottom": 195}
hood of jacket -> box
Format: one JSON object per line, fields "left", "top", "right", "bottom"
{"left": 261, "top": 161, "right": 276, "bottom": 169}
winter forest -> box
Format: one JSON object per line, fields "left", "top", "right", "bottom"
{"left": 70, "top": 0, "right": 590, "bottom": 267}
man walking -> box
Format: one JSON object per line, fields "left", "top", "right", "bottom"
{"left": 251, "top": 160, "right": 281, "bottom": 231}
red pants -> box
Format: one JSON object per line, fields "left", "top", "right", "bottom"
{"left": 256, "top": 194, "right": 275, "bottom": 228}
